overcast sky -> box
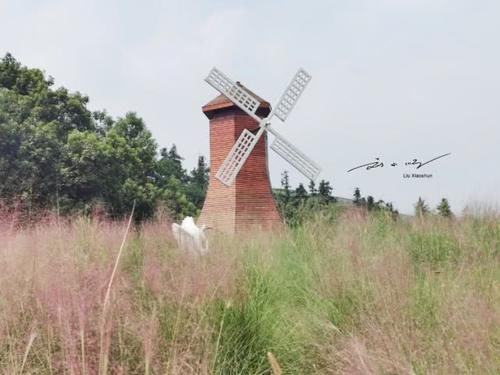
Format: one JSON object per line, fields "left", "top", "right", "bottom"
{"left": 1, "top": 0, "right": 499, "bottom": 214}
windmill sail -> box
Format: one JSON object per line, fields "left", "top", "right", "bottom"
{"left": 267, "top": 127, "right": 321, "bottom": 181}
{"left": 205, "top": 68, "right": 262, "bottom": 122}
{"left": 215, "top": 128, "right": 264, "bottom": 186}
{"left": 205, "top": 66, "right": 320, "bottom": 186}
{"left": 272, "top": 68, "right": 312, "bottom": 122}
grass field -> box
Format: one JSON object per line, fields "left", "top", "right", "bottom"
{"left": 0, "top": 208, "right": 499, "bottom": 374}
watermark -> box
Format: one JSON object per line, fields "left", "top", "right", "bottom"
{"left": 347, "top": 153, "right": 451, "bottom": 179}
{"left": 403, "top": 173, "right": 433, "bottom": 179}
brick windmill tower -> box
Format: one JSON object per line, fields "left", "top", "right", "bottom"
{"left": 198, "top": 68, "right": 320, "bottom": 235}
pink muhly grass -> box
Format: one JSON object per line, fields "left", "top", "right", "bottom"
{"left": 99, "top": 201, "right": 135, "bottom": 375}
{"left": 0, "top": 210, "right": 137, "bottom": 373}
{"left": 1, "top": 204, "right": 498, "bottom": 373}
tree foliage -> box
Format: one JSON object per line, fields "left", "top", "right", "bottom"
{"left": 275, "top": 173, "right": 338, "bottom": 226}
{"left": 0, "top": 53, "right": 208, "bottom": 220}
{"left": 437, "top": 198, "right": 453, "bottom": 218}
{"left": 352, "top": 187, "right": 399, "bottom": 218}
{"left": 415, "top": 197, "right": 430, "bottom": 218}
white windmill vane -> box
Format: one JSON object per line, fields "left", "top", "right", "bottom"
{"left": 205, "top": 67, "right": 321, "bottom": 186}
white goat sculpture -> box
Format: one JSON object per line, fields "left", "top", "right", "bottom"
{"left": 171, "top": 216, "right": 210, "bottom": 256}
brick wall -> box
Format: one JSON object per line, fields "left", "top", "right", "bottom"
{"left": 198, "top": 107, "right": 283, "bottom": 234}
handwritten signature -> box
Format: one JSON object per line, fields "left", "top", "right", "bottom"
{"left": 347, "top": 153, "right": 451, "bottom": 173}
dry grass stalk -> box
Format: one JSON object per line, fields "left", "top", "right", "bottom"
{"left": 20, "top": 331, "right": 37, "bottom": 374}
{"left": 99, "top": 201, "right": 135, "bottom": 375}
{"left": 267, "top": 351, "right": 282, "bottom": 375}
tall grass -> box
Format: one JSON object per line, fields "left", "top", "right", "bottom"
{"left": 0, "top": 207, "right": 499, "bottom": 373}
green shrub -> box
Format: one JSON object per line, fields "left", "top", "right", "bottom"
{"left": 408, "top": 232, "right": 460, "bottom": 268}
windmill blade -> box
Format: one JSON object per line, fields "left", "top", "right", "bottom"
{"left": 267, "top": 126, "right": 321, "bottom": 181}
{"left": 205, "top": 67, "right": 262, "bottom": 123}
{"left": 216, "top": 128, "right": 265, "bottom": 186}
{"left": 272, "top": 68, "right": 312, "bottom": 122}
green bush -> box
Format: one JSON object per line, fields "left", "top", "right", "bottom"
{"left": 408, "top": 232, "right": 460, "bottom": 268}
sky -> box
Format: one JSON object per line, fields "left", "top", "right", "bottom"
{"left": 1, "top": 0, "right": 499, "bottom": 215}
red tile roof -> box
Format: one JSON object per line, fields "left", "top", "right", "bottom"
{"left": 202, "top": 82, "right": 271, "bottom": 117}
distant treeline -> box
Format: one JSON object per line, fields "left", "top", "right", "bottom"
{"left": 274, "top": 172, "right": 399, "bottom": 226}
{"left": 0, "top": 53, "right": 208, "bottom": 220}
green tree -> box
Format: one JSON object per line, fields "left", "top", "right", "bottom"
{"left": 308, "top": 180, "right": 317, "bottom": 196}
{"left": 384, "top": 202, "right": 399, "bottom": 219}
{"left": 60, "top": 112, "right": 160, "bottom": 219}
{"left": 366, "top": 195, "right": 375, "bottom": 211}
{"left": 281, "top": 171, "right": 291, "bottom": 201}
{"left": 415, "top": 197, "right": 429, "bottom": 217}
{"left": 60, "top": 131, "right": 110, "bottom": 211}
{"left": 186, "top": 155, "right": 209, "bottom": 210}
{"left": 353, "top": 187, "right": 361, "bottom": 205}
{"left": 437, "top": 198, "right": 453, "bottom": 218}
{"left": 161, "top": 175, "right": 197, "bottom": 219}
{"left": 0, "top": 53, "right": 224, "bottom": 221}
{"left": 295, "top": 183, "right": 308, "bottom": 200}
{"left": 274, "top": 171, "right": 298, "bottom": 225}
{"left": 318, "top": 179, "right": 334, "bottom": 203}
{"left": 157, "top": 145, "right": 186, "bottom": 184}
{"left": 104, "top": 113, "right": 158, "bottom": 218}
{"left": 0, "top": 53, "right": 95, "bottom": 212}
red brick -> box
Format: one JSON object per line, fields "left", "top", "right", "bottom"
{"left": 198, "top": 99, "right": 283, "bottom": 235}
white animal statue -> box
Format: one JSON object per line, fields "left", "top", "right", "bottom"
{"left": 171, "top": 216, "right": 210, "bottom": 256}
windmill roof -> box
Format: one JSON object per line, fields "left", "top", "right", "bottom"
{"left": 202, "top": 82, "right": 271, "bottom": 119}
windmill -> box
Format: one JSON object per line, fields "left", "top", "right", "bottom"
{"left": 197, "top": 67, "right": 321, "bottom": 234}
{"left": 205, "top": 67, "right": 321, "bottom": 186}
